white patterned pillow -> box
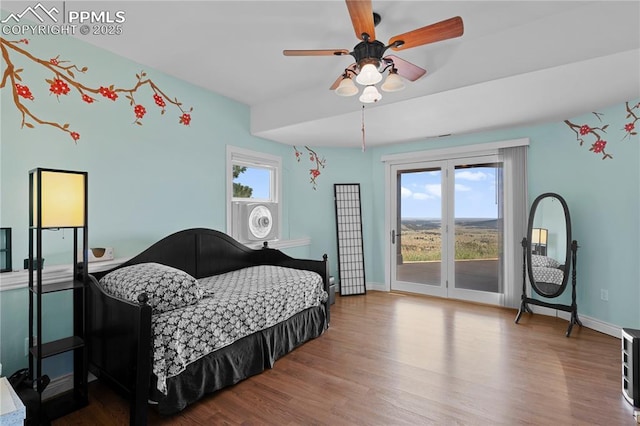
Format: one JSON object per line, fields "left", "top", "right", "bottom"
{"left": 99, "top": 262, "right": 204, "bottom": 314}
{"left": 531, "top": 254, "right": 560, "bottom": 269}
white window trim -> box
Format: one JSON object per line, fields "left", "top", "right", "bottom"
{"left": 380, "top": 137, "right": 529, "bottom": 164}
{"left": 226, "top": 145, "right": 282, "bottom": 240}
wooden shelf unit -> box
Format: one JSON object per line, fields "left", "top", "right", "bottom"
{"left": 28, "top": 168, "right": 89, "bottom": 422}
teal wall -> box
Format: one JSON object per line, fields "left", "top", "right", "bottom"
{"left": 287, "top": 103, "right": 639, "bottom": 335}
{"left": 275, "top": 98, "right": 640, "bottom": 332}
{"left": 0, "top": 25, "right": 297, "bottom": 377}
{"left": 366, "top": 105, "right": 639, "bottom": 329}
{"left": 1, "top": 16, "right": 638, "bottom": 380}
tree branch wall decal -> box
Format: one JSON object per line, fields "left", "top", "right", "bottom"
{"left": 622, "top": 101, "right": 639, "bottom": 141}
{"left": 1, "top": 37, "right": 193, "bottom": 142}
{"left": 293, "top": 146, "right": 326, "bottom": 190}
{"left": 564, "top": 112, "right": 612, "bottom": 160}
{"left": 564, "top": 101, "right": 639, "bottom": 160}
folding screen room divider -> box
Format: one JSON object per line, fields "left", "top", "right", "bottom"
{"left": 333, "top": 183, "right": 366, "bottom": 296}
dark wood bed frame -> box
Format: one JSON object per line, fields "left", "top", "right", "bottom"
{"left": 86, "top": 228, "right": 329, "bottom": 425}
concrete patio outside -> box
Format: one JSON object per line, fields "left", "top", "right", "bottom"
{"left": 395, "top": 259, "right": 500, "bottom": 293}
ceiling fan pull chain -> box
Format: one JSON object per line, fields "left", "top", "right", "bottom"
{"left": 361, "top": 105, "right": 366, "bottom": 152}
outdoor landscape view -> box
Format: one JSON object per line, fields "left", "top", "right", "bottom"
{"left": 399, "top": 218, "right": 500, "bottom": 263}
{"left": 399, "top": 166, "right": 501, "bottom": 264}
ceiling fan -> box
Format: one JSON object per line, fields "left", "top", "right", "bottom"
{"left": 283, "top": 0, "right": 464, "bottom": 103}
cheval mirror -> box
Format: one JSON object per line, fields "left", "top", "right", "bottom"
{"left": 515, "top": 192, "right": 582, "bottom": 337}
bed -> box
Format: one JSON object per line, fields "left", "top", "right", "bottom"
{"left": 86, "top": 228, "right": 330, "bottom": 425}
{"left": 530, "top": 254, "right": 565, "bottom": 293}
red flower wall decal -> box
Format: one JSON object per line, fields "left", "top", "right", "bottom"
{"left": 179, "top": 113, "right": 191, "bottom": 126}
{"left": 15, "top": 83, "right": 33, "bottom": 100}
{"left": 153, "top": 93, "right": 166, "bottom": 109}
{"left": 0, "top": 37, "right": 194, "bottom": 142}
{"left": 99, "top": 85, "right": 118, "bottom": 101}
{"left": 294, "top": 146, "right": 326, "bottom": 190}
{"left": 48, "top": 78, "right": 70, "bottom": 97}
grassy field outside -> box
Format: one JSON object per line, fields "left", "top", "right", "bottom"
{"left": 400, "top": 219, "right": 499, "bottom": 262}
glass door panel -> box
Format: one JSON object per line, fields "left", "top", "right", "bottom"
{"left": 392, "top": 164, "right": 447, "bottom": 297}
{"left": 390, "top": 157, "right": 504, "bottom": 305}
{"left": 452, "top": 163, "right": 503, "bottom": 294}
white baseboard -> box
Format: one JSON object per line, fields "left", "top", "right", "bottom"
{"left": 42, "top": 372, "right": 97, "bottom": 401}
{"left": 366, "top": 281, "right": 387, "bottom": 292}
{"left": 41, "top": 373, "right": 72, "bottom": 400}
{"left": 529, "top": 305, "right": 621, "bottom": 338}
{"left": 363, "top": 287, "right": 623, "bottom": 338}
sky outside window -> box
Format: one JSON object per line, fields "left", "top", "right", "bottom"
{"left": 234, "top": 166, "right": 271, "bottom": 199}
{"left": 401, "top": 167, "right": 498, "bottom": 219}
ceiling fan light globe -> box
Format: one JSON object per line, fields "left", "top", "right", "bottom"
{"left": 355, "top": 63, "right": 383, "bottom": 86}
{"left": 359, "top": 85, "right": 382, "bottom": 103}
{"left": 381, "top": 72, "right": 405, "bottom": 92}
{"left": 335, "top": 77, "right": 358, "bottom": 96}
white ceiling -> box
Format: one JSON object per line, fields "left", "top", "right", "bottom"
{"left": 4, "top": 1, "right": 640, "bottom": 147}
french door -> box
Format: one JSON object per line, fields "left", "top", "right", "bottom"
{"left": 390, "top": 155, "right": 504, "bottom": 305}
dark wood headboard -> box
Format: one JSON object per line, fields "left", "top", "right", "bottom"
{"left": 92, "top": 228, "right": 328, "bottom": 285}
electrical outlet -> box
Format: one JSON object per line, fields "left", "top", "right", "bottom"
{"left": 24, "top": 336, "right": 35, "bottom": 356}
{"left": 600, "top": 289, "right": 609, "bottom": 301}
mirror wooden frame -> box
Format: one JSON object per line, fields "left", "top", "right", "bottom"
{"left": 515, "top": 192, "right": 582, "bottom": 337}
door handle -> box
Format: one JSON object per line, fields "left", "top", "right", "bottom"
{"left": 392, "top": 230, "right": 402, "bottom": 244}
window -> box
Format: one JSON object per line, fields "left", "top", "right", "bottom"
{"left": 232, "top": 164, "right": 274, "bottom": 201}
{"left": 226, "top": 146, "right": 281, "bottom": 242}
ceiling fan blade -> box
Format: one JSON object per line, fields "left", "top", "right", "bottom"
{"left": 388, "top": 16, "right": 463, "bottom": 51}
{"left": 384, "top": 55, "right": 426, "bottom": 81}
{"left": 329, "top": 63, "right": 357, "bottom": 90}
{"left": 283, "top": 49, "right": 350, "bottom": 56}
{"left": 345, "top": 0, "right": 376, "bottom": 41}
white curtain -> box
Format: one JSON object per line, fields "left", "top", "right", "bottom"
{"left": 500, "top": 145, "right": 528, "bottom": 308}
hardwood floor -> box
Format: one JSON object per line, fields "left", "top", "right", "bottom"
{"left": 54, "top": 291, "right": 637, "bottom": 425}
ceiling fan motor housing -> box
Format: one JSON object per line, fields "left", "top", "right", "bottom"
{"left": 352, "top": 39, "right": 387, "bottom": 70}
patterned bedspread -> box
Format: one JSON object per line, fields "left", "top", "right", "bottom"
{"left": 532, "top": 266, "right": 564, "bottom": 285}
{"left": 151, "top": 265, "right": 327, "bottom": 394}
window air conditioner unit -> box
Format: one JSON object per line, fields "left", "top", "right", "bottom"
{"left": 232, "top": 202, "right": 279, "bottom": 243}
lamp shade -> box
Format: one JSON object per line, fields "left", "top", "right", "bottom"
{"left": 531, "top": 228, "right": 548, "bottom": 245}
{"left": 355, "top": 63, "right": 382, "bottom": 86}
{"left": 32, "top": 169, "right": 87, "bottom": 228}
{"left": 335, "top": 77, "right": 358, "bottom": 96}
{"left": 359, "top": 85, "right": 382, "bottom": 103}
{"left": 381, "top": 71, "right": 405, "bottom": 92}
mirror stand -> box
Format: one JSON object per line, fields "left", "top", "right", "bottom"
{"left": 515, "top": 238, "right": 582, "bottom": 337}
